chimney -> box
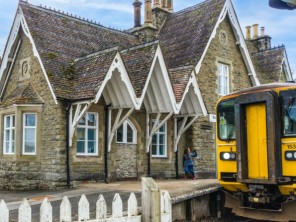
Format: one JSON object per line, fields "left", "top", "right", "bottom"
{"left": 153, "top": 0, "right": 161, "bottom": 7}
{"left": 144, "top": 0, "right": 152, "bottom": 25}
{"left": 261, "top": 27, "right": 265, "bottom": 37}
{"left": 161, "top": 0, "right": 167, "bottom": 9}
{"left": 252, "top": 24, "right": 259, "bottom": 39}
{"left": 133, "top": 0, "right": 142, "bottom": 28}
{"left": 245, "top": 26, "right": 251, "bottom": 40}
{"left": 167, "top": 0, "right": 173, "bottom": 12}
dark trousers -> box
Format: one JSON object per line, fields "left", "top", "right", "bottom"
{"left": 185, "top": 164, "right": 195, "bottom": 178}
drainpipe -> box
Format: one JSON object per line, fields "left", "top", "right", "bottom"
{"left": 104, "top": 104, "right": 111, "bottom": 183}
{"left": 175, "top": 150, "right": 179, "bottom": 179}
{"left": 66, "top": 101, "right": 71, "bottom": 187}
{"left": 147, "top": 151, "right": 151, "bottom": 176}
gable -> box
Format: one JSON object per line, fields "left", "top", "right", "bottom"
{"left": 159, "top": 0, "right": 226, "bottom": 70}
{"left": 18, "top": 1, "right": 141, "bottom": 100}
{"left": 0, "top": 32, "right": 51, "bottom": 108}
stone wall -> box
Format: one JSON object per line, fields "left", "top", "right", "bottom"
{"left": 192, "top": 17, "right": 253, "bottom": 177}
{"left": 0, "top": 31, "right": 67, "bottom": 190}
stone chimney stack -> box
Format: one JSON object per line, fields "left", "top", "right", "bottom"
{"left": 261, "top": 27, "right": 265, "bottom": 37}
{"left": 161, "top": 0, "right": 167, "bottom": 9}
{"left": 246, "top": 26, "right": 251, "bottom": 40}
{"left": 153, "top": 0, "right": 161, "bottom": 7}
{"left": 133, "top": 0, "right": 142, "bottom": 28}
{"left": 144, "top": 0, "right": 153, "bottom": 25}
{"left": 167, "top": 0, "right": 173, "bottom": 12}
{"left": 252, "top": 24, "right": 259, "bottom": 39}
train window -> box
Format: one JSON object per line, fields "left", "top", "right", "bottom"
{"left": 280, "top": 90, "right": 296, "bottom": 136}
{"left": 217, "top": 99, "right": 235, "bottom": 141}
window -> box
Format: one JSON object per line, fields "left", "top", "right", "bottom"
{"left": 152, "top": 121, "right": 167, "bottom": 157}
{"left": 217, "top": 99, "right": 236, "bottom": 141}
{"left": 218, "top": 63, "right": 230, "bottom": 96}
{"left": 3, "top": 114, "right": 15, "bottom": 154}
{"left": 281, "top": 90, "right": 296, "bottom": 136}
{"left": 76, "top": 112, "right": 98, "bottom": 155}
{"left": 116, "top": 120, "right": 137, "bottom": 144}
{"left": 23, "top": 113, "right": 36, "bottom": 155}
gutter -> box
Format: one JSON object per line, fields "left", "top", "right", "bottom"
{"left": 66, "top": 100, "right": 71, "bottom": 187}
{"left": 104, "top": 104, "right": 111, "bottom": 183}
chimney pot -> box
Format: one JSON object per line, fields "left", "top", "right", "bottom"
{"left": 261, "top": 27, "right": 265, "bottom": 37}
{"left": 153, "top": 0, "right": 160, "bottom": 7}
{"left": 246, "top": 26, "right": 251, "bottom": 40}
{"left": 167, "top": 0, "right": 173, "bottom": 12}
{"left": 252, "top": 24, "right": 259, "bottom": 39}
{"left": 144, "top": 0, "right": 152, "bottom": 24}
{"left": 133, "top": 0, "right": 142, "bottom": 28}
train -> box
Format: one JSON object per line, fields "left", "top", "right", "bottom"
{"left": 216, "top": 83, "right": 296, "bottom": 221}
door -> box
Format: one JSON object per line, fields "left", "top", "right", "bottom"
{"left": 246, "top": 103, "right": 268, "bottom": 179}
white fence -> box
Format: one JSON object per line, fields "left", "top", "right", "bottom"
{"left": 0, "top": 177, "right": 172, "bottom": 222}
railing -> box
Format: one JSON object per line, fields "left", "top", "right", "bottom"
{"left": 0, "top": 177, "right": 172, "bottom": 222}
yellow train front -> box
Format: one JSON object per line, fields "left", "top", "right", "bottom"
{"left": 216, "top": 83, "right": 296, "bottom": 221}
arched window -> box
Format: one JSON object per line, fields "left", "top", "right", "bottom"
{"left": 116, "top": 119, "right": 137, "bottom": 144}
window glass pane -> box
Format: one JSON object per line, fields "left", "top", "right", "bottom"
{"left": 77, "top": 128, "right": 85, "bottom": 140}
{"left": 78, "top": 116, "right": 86, "bottom": 125}
{"left": 25, "top": 129, "right": 35, "bottom": 141}
{"left": 5, "top": 116, "right": 10, "bottom": 128}
{"left": 5, "top": 130, "right": 10, "bottom": 141}
{"left": 127, "top": 124, "right": 133, "bottom": 143}
{"left": 159, "top": 134, "right": 165, "bottom": 144}
{"left": 117, "top": 125, "right": 123, "bottom": 142}
{"left": 218, "top": 99, "right": 235, "bottom": 140}
{"left": 77, "top": 141, "right": 85, "bottom": 153}
{"left": 88, "top": 141, "right": 95, "bottom": 153}
{"left": 152, "top": 134, "right": 157, "bottom": 144}
{"left": 159, "top": 145, "right": 165, "bottom": 155}
{"left": 11, "top": 142, "right": 15, "bottom": 153}
{"left": 12, "top": 129, "right": 15, "bottom": 140}
{"left": 12, "top": 115, "right": 15, "bottom": 127}
{"left": 25, "top": 114, "right": 36, "bottom": 126}
{"left": 88, "top": 113, "right": 95, "bottom": 126}
{"left": 88, "top": 129, "right": 95, "bottom": 140}
{"left": 152, "top": 145, "right": 157, "bottom": 155}
{"left": 24, "top": 140, "right": 35, "bottom": 153}
{"left": 5, "top": 142, "right": 9, "bottom": 153}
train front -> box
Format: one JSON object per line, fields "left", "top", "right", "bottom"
{"left": 216, "top": 87, "right": 296, "bottom": 221}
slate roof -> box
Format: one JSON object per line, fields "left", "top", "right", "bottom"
{"left": 121, "top": 42, "right": 158, "bottom": 98}
{"left": 20, "top": 2, "right": 140, "bottom": 100}
{"left": 158, "top": 0, "right": 226, "bottom": 70}
{"left": 1, "top": 83, "right": 43, "bottom": 107}
{"left": 249, "top": 46, "right": 286, "bottom": 84}
{"left": 14, "top": 0, "right": 228, "bottom": 103}
{"left": 73, "top": 48, "right": 118, "bottom": 100}
{"left": 169, "top": 67, "right": 193, "bottom": 102}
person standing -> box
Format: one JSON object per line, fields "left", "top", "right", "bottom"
{"left": 183, "top": 147, "right": 197, "bottom": 179}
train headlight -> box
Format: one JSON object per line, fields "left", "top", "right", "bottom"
{"left": 220, "top": 152, "right": 236, "bottom": 161}
{"left": 285, "top": 151, "right": 296, "bottom": 160}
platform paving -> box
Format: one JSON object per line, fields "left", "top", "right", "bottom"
{"left": 0, "top": 179, "right": 219, "bottom": 221}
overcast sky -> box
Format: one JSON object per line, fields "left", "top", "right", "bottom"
{"left": 0, "top": 0, "right": 295, "bottom": 75}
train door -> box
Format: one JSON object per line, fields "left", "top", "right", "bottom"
{"left": 245, "top": 103, "right": 268, "bottom": 179}
{"left": 235, "top": 91, "right": 281, "bottom": 184}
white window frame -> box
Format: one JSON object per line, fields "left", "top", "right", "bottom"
{"left": 22, "top": 113, "right": 37, "bottom": 155}
{"left": 116, "top": 119, "right": 137, "bottom": 144}
{"left": 151, "top": 120, "right": 167, "bottom": 157}
{"left": 3, "top": 114, "right": 15, "bottom": 154}
{"left": 218, "top": 63, "right": 230, "bottom": 96}
{"left": 76, "top": 112, "right": 99, "bottom": 156}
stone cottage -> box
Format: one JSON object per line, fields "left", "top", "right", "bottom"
{"left": 0, "top": 0, "right": 292, "bottom": 190}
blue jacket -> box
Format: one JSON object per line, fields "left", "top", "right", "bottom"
{"left": 183, "top": 150, "right": 197, "bottom": 166}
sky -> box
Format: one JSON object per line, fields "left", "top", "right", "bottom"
{"left": 0, "top": 0, "right": 295, "bottom": 76}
